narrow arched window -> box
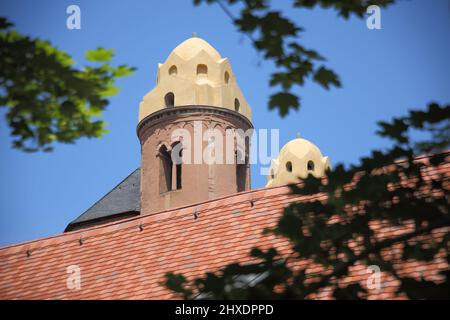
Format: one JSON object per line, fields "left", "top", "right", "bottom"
{"left": 172, "top": 142, "right": 183, "bottom": 190}
{"left": 224, "top": 71, "right": 230, "bottom": 84}
{"left": 234, "top": 98, "right": 240, "bottom": 112}
{"left": 165, "top": 92, "right": 174, "bottom": 107}
{"left": 159, "top": 145, "right": 172, "bottom": 193}
{"left": 197, "top": 64, "right": 208, "bottom": 76}
{"left": 235, "top": 149, "right": 246, "bottom": 192}
{"left": 286, "top": 161, "right": 292, "bottom": 172}
{"left": 307, "top": 160, "right": 315, "bottom": 171}
{"left": 169, "top": 65, "right": 177, "bottom": 76}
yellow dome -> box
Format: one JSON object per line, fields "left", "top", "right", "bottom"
{"left": 266, "top": 138, "right": 331, "bottom": 187}
{"left": 278, "top": 138, "right": 323, "bottom": 160}
{"left": 170, "top": 37, "right": 222, "bottom": 62}
{"left": 138, "top": 37, "right": 252, "bottom": 123}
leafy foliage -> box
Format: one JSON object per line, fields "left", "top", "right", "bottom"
{"left": 194, "top": 0, "right": 393, "bottom": 116}
{"left": 0, "top": 18, "right": 135, "bottom": 152}
{"left": 165, "top": 101, "right": 449, "bottom": 299}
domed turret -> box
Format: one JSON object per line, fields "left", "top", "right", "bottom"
{"left": 171, "top": 37, "right": 222, "bottom": 61}
{"left": 266, "top": 138, "right": 331, "bottom": 187}
{"left": 137, "top": 37, "right": 253, "bottom": 214}
{"left": 138, "top": 36, "right": 252, "bottom": 123}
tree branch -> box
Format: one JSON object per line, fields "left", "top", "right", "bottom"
{"left": 301, "top": 217, "right": 450, "bottom": 298}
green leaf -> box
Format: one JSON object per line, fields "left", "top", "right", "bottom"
{"left": 269, "top": 92, "right": 299, "bottom": 117}
{"left": 100, "top": 86, "right": 119, "bottom": 97}
{"left": 113, "top": 65, "right": 136, "bottom": 77}
{"left": 85, "top": 47, "right": 114, "bottom": 62}
{"left": 0, "top": 18, "right": 135, "bottom": 152}
{"left": 313, "top": 66, "right": 341, "bottom": 89}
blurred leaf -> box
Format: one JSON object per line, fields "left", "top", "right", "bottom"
{"left": 193, "top": 0, "right": 391, "bottom": 116}
{"left": 0, "top": 18, "right": 135, "bottom": 152}
{"left": 85, "top": 47, "right": 114, "bottom": 62}
{"left": 269, "top": 92, "right": 299, "bottom": 117}
{"left": 313, "top": 66, "right": 341, "bottom": 89}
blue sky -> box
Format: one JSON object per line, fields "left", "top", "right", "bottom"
{"left": 0, "top": 0, "right": 449, "bottom": 246}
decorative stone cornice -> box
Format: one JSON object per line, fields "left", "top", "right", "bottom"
{"left": 137, "top": 105, "right": 253, "bottom": 140}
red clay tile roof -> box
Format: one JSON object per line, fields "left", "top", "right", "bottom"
{"left": 0, "top": 154, "right": 449, "bottom": 299}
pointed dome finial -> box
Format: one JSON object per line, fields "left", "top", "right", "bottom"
{"left": 192, "top": 32, "right": 197, "bottom": 38}
{"left": 296, "top": 132, "right": 301, "bottom": 139}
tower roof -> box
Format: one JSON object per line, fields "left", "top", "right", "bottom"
{"left": 65, "top": 169, "right": 141, "bottom": 231}
{"left": 138, "top": 37, "right": 252, "bottom": 123}
{"left": 170, "top": 37, "right": 222, "bottom": 61}
{"left": 279, "top": 138, "right": 324, "bottom": 160}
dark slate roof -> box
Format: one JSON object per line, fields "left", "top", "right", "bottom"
{"left": 65, "top": 168, "right": 141, "bottom": 231}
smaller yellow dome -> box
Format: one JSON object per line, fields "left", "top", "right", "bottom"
{"left": 278, "top": 138, "right": 323, "bottom": 161}
{"left": 170, "top": 37, "right": 222, "bottom": 62}
{"left": 266, "top": 137, "right": 331, "bottom": 187}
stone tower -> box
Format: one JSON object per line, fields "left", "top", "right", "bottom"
{"left": 137, "top": 37, "right": 253, "bottom": 214}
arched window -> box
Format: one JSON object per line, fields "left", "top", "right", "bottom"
{"left": 159, "top": 145, "right": 172, "bottom": 193}
{"left": 169, "top": 65, "right": 177, "bottom": 76}
{"left": 176, "top": 152, "right": 182, "bottom": 190}
{"left": 307, "top": 160, "right": 315, "bottom": 171}
{"left": 165, "top": 92, "right": 174, "bottom": 107}
{"left": 172, "top": 142, "right": 183, "bottom": 190}
{"left": 197, "top": 64, "right": 208, "bottom": 77}
{"left": 234, "top": 98, "right": 240, "bottom": 112}
{"left": 286, "top": 161, "right": 292, "bottom": 172}
{"left": 224, "top": 71, "right": 230, "bottom": 84}
{"left": 235, "top": 149, "right": 246, "bottom": 192}
{"left": 159, "top": 143, "right": 183, "bottom": 193}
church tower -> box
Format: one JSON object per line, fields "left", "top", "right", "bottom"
{"left": 137, "top": 37, "right": 253, "bottom": 214}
